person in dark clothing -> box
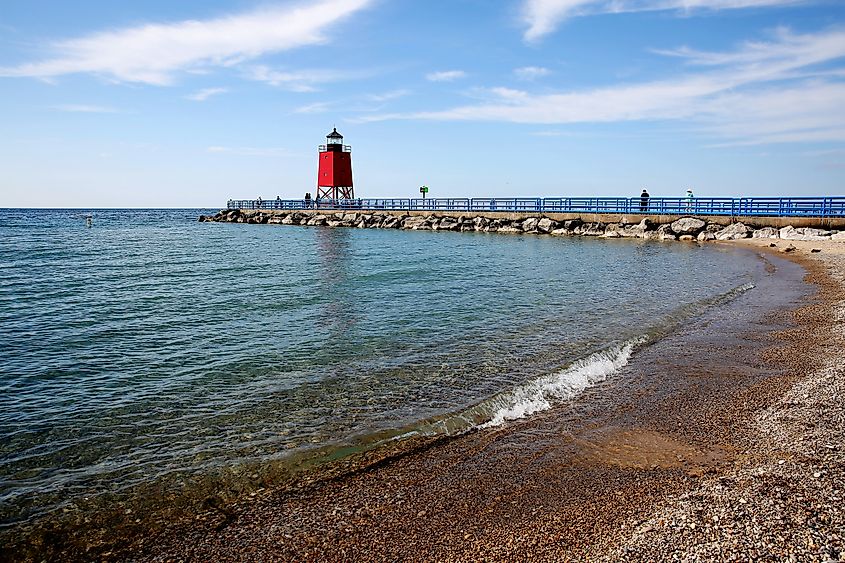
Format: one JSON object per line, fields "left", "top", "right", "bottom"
{"left": 639, "top": 189, "right": 650, "bottom": 212}
{"left": 304, "top": 192, "right": 312, "bottom": 208}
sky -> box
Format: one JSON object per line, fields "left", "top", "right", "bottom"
{"left": 1, "top": 0, "right": 844, "bottom": 207}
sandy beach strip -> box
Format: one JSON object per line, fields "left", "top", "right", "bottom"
{"left": 8, "top": 239, "right": 844, "bottom": 562}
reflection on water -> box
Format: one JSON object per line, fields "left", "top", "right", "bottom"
{"left": 315, "top": 227, "right": 358, "bottom": 339}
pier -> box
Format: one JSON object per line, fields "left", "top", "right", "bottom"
{"left": 228, "top": 196, "right": 845, "bottom": 216}
{"left": 224, "top": 196, "right": 845, "bottom": 230}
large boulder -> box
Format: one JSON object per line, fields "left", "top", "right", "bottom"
{"left": 563, "top": 219, "right": 583, "bottom": 231}
{"left": 521, "top": 217, "right": 540, "bottom": 232}
{"left": 498, "top": 225, "right": 522, "bottom": 234}
{"left": 832, "top": 231, "right": 845, "bottom": 241}
{"left": 537, "top": 217, "right": 557, "bottom": 233}
{"left": 437, "top": 217, "right": 460, "bottom": 231}
{"left": 601, "top": 224, "right": 623, "bottom": 238}
{"left": 779, "top": 226, "right": 831, "bottom": 240}
{"left": 577, "top": 223, "right": 606, "bottom": 236}
{"left": 382, "top": 216, "right": 401, "bottom": 229}
{"left": 670, "top": 217, "right": 706, "bottom": 235}
{"left": 402, "top": 216, "right": 428, "bottom": 229}
{"left": 611, "top": 218, "right": 654, "bottom": 238}
{"left": 752, "top": 227, "right": 778, "bottom": 239}
{"left": 715, "top": 222, "right": 751, "bottom": 240}
{"left": 656, "top": 224, "right": 676, "bottom": 240}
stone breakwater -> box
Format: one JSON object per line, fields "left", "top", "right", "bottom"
{"left": 201, "top": 209, "right": 845, "bottom": 242}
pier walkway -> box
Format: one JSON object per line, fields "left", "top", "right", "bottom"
{"left": 229, "top": 196, "right": 845, "bottom": 218}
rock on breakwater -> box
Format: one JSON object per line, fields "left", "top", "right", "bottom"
{"left": 199, "top": 209, "right": 845, "bottom": 242}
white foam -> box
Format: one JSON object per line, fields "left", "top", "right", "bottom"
{"left": 480, "top": 336, "right": 645, "bottom": 428}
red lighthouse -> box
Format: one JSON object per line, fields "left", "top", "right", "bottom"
{"left": 316, "top": 128, "right": 354, "bottom": 201}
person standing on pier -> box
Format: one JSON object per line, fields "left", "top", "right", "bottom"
{"left": 685, "top": 188, "right": 694, "bottom": 212}
{"left": 304, "top": 192, "right": 312, "bottom": 208}
{"left": 639, "top": 189, "right": 650, "bottom": 213}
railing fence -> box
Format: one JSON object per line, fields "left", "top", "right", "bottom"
{"left": 226, "top": 197, "right": 845, "bottom": 218}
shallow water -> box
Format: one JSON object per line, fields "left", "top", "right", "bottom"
{"left": 0, "top": 209, "right": 765, "bottom": 525}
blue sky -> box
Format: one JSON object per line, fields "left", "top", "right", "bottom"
{"left": 1, "top": 0, "right": 843, "bottom": 207}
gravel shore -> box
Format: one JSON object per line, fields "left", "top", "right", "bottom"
{"left": 600, "top": 240, "right": 845, "bottom": 562}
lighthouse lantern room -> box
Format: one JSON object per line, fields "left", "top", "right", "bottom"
{"left": 316, "top": 128, "right": 354, "bottom": 201}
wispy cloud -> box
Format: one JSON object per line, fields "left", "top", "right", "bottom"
{"left": 185, "top": 87, "right": 228, "bottom": 101}
{"left": 248, "top": 64, "right": 369, "bottom": 91}
{"left": 366, "top": 89, "right": 410, "bottom": 102}
{"left": 0, "top": 0, "right": 373, "bottom": 85}
{"left": 207, "top": 146, "right": 295, "bottom": 157}
{"left": 521, "top": 0, "right": 808, "bottom": 41}
{"left": 426, "top": 70, "right": 466, "bottom": 82}
{"left": 514, "top": 66, "right": 551, "bottom": 80}
{"left": 362, "top": 27, "right": 845, "bottom": 145}
{"left": 293, "top": 101, "right": 333, "bottom": 114}
{"left": 51, "top": 104, "right": 118, "bottom": 113}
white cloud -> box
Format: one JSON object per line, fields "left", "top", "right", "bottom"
{"left": 426, "top": 70, "right": 466, "bottom": 82}
{"left": 185, "top": 87, "right": 228, "bottom": 101}
{"left": 514, "top": 66, "right": 551, "bottom": 80}
{"left": 363, "top": 27, "right": 845, "bottom": 145}
{"left": 51, "top": 104, "right": 118, "bottom": 113}
{"left": 0, "top": 0, "right": 373, "bottom": 84}
{"left": 521, "top": 0, "right": 808, "bottom": 41}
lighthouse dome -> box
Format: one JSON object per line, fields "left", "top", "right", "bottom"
{"left": 326, "top": 128, "right": 343, "bottom": 143}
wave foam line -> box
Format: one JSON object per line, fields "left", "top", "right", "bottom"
{"left": 479, "top": 336, "right": 646, "bottom": 429}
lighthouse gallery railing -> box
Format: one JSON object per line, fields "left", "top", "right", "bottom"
{"left": 227, "top": 196, "right": 845, "bottom": 218}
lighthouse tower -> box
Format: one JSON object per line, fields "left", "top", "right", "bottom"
{"left": 316, "top": 128, "right": 354, "bottom": 201}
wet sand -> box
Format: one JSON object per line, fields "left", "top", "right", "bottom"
{"left": 8, "top": 239, "right": 845, "bottom": 562}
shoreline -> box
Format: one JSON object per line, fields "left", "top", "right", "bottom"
{"left": 103, "top": 243, "right": 845, "bottom": 559}
{"left": 5, "top": 238, "right": 843, "bottom": 561}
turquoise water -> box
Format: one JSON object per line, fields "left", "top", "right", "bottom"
{"left": 0, "top": 209, "right": 761, "bottom": 525}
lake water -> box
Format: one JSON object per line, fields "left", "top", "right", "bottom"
{"left": 0, "top": 208, "right": 766, "bottom": 526}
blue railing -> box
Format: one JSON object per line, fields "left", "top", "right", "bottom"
{"left": 226, "top": 197, "right": 845, "bottom": 218}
